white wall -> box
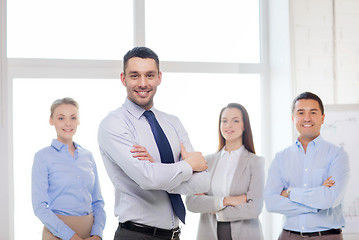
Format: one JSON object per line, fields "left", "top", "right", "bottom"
{"left": 290, "top": 0, "right": 359, "bottom": 239}
{"left": 266, "top": 0, "right": 293, "bottom": 239}
{"left": 334, "top": 0, "right": 359, "bottom": 103}
{"left": 263, "top": 0, "right": 359, "bottom": 239}
{"left": 1, "top": 0, "right": 14, "bottom": 238}
{"left": 291, "top": 0, "right": 335, "bottom": 103}
{"left": 264, "top": 0, "right": 359, "bottom": 238}
{"left": 291, "top": 0, "right": 359, "bottom": 104}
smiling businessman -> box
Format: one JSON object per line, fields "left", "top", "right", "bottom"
{"left": 98, "top": 47, "right": 210, "bottom": 240}
{"left": 264, "top": 92, "right": 350, "bottom": 240}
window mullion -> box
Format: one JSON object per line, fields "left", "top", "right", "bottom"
{"left": 133, "top": 0, "right": 145, "bottom": 46}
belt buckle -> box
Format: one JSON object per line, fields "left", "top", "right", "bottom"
{"left": 300, "top": 232, "right": 309, "bottom": 238}
{"left": 171, "top": 228, "right": 181, "bottom": 239}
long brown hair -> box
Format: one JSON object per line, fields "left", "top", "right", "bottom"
{"left": 217, "top": 103, "right": 255, "bottom": 154}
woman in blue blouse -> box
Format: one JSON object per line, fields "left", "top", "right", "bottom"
{"left": 32, "top": 97, "right": 106, "bottom": 240}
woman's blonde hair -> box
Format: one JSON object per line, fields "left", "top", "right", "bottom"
{"left": 50, "top": 97, "right": 79, "bottom": 117}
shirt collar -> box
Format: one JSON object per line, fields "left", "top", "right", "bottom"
{"left": 295, "top": 135, "right": 322, "bottom": 149}
{"left": 220, "top": 145, "right": 245, "bottom": 158}
{"left": 51, "top": 139, "right": 81, "bottom": 152}
{"left": 124, "top": 98, "right": 156, "bottom": 119}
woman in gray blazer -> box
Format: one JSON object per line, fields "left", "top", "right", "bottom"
{"left": 186, "top": 103, "right": 265, "bottom": 240}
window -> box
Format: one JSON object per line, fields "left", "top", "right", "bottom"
{"left": 13, "top": 78, "right": 124, "bottom": 239}
{"left": 146, "top": 0, "right": 260, "bottom": 63}
{"left": 7, "top": 0, "right": 133, "bottom": 59}
{"left": 155, "top": 73, "right": 262, "bottom": 155}
{"left": 13, "top": 74, "right": 261, "bottom": 239}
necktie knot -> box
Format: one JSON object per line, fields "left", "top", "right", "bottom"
{"left": 143, "top": 110, "right": 154, "bottom": 119}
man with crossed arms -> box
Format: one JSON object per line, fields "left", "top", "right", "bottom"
{"left": 98, "top": 47, "right": 209, "bottom": 240}
{"left": 264, "top": 92, "right": 350, "bottom": 240}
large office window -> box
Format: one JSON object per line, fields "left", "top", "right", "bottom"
{"left": 145, "top": 0, "right": 260, "bottom": 63}
{"left": 7, "top": 0, "right": 133, "bottom": 59}
{"left": 13, "top": 78, "right": 124, "bottom": 239}
{"left": 7, "top": 0, "right": 266, "bottom": 239}
{"left": 13, "top": 74, "right": 261, "bottom": 239}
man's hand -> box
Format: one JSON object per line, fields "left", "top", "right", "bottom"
{"left": 281, "top": 189, "right": 289, "bottom": 198}
{"left": 323, "top": 176, "right": 335, "bottom": 187}
{"left": 180, "top": 143, "right": 208, "bottom": 172}
{"left": 131, "top": 145, "right": 155, "bottom": 163}
{"left": 223, "top": 195, "right": 247, "bottom": 206}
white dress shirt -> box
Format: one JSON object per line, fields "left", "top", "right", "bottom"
{"left": 212, "top": 146, "right": 244, "bottom": 215}
{"left": 98, "top": 98, "right": 210, "bottom": 229}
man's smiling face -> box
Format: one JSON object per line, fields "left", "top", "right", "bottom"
{"left": 121, "top": 57, "right": 162, "bottom": 110}
{"left": 292, "top": 99, "right": 325, "bottom": 143}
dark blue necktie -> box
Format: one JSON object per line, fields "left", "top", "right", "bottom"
{"left": 143, "top": 110, "right": 186, "bottom": 224}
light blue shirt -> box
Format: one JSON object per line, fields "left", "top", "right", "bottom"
{"left": 32, "top": 140, "right": 106, "bottom": 240}
{"left": 98, "top": 98, "right": 210, "bottom": 229}
{"left": 264, "top": 135, "right": 350, "bottom": 232}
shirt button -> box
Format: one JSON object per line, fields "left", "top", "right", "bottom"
{"left": 304, "top": 184, "right": 307, "bottom": 187}
{"left": 301, "top": 226, "right": 304, "bottom": 230}
{"left": 305, "top": 169, "right": 308, "bottom": 172}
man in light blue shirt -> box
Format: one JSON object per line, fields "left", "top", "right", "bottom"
{"left": 264, "top": 92, "right": 349, "bottom": 240}
{"left": 98, "top": 47, "right": 210, "bottom": 240}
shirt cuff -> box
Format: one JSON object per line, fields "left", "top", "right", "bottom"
{"left": 216, "top": 209, "right": 226, "bottom": 222}
{"left": 217, "top": 196, "right": 225, "bottom": 210}
{"left": 61, "top": 228, "right": 76, "bottom": 240}
{"left": 288, "top": 187, "right": 300, "bottom": 203}
{"left": 288, "top": 188, "right": 318, "bottom": 213}
{"left": 178, "top": 160, "right": 194, "bottom": 182}
{"left": 91, "top": 227, "right": 103, "bottom": 240}
{"left": 215, "top": 196, "right": 226, "bottom": 221}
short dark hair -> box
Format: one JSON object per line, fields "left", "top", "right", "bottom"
{"left": 292, "top": 92, "right": 324, "bottom": 115}
{"left": 123, "top": 47, "right": 160, "bottom": 73}
{"left": 218, "top": 103, "right": 256, "bottom": 154}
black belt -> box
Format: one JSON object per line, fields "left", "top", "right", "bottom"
{"left": 284, "top": 228, "right": 342, "bottom": 237}
{"left": 119, "top": 221, "right": 181, "bottom": 239}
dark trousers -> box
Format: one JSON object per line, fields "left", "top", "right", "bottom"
{"left": 114, "top": 224, "right": 180, "bottom": 240}
{"left": 278, "top": 230, "right": 343, "bottom": 240}
{"left": 217, "top": 222, "right": 232, "bottom": 240}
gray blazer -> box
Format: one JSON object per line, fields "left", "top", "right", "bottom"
{"left": 186, "top": 148, "right": 265, "bottom": 240}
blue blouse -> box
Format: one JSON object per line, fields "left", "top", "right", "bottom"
{"left": 32, "top": 139, "right": 105, "bottom": 240}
